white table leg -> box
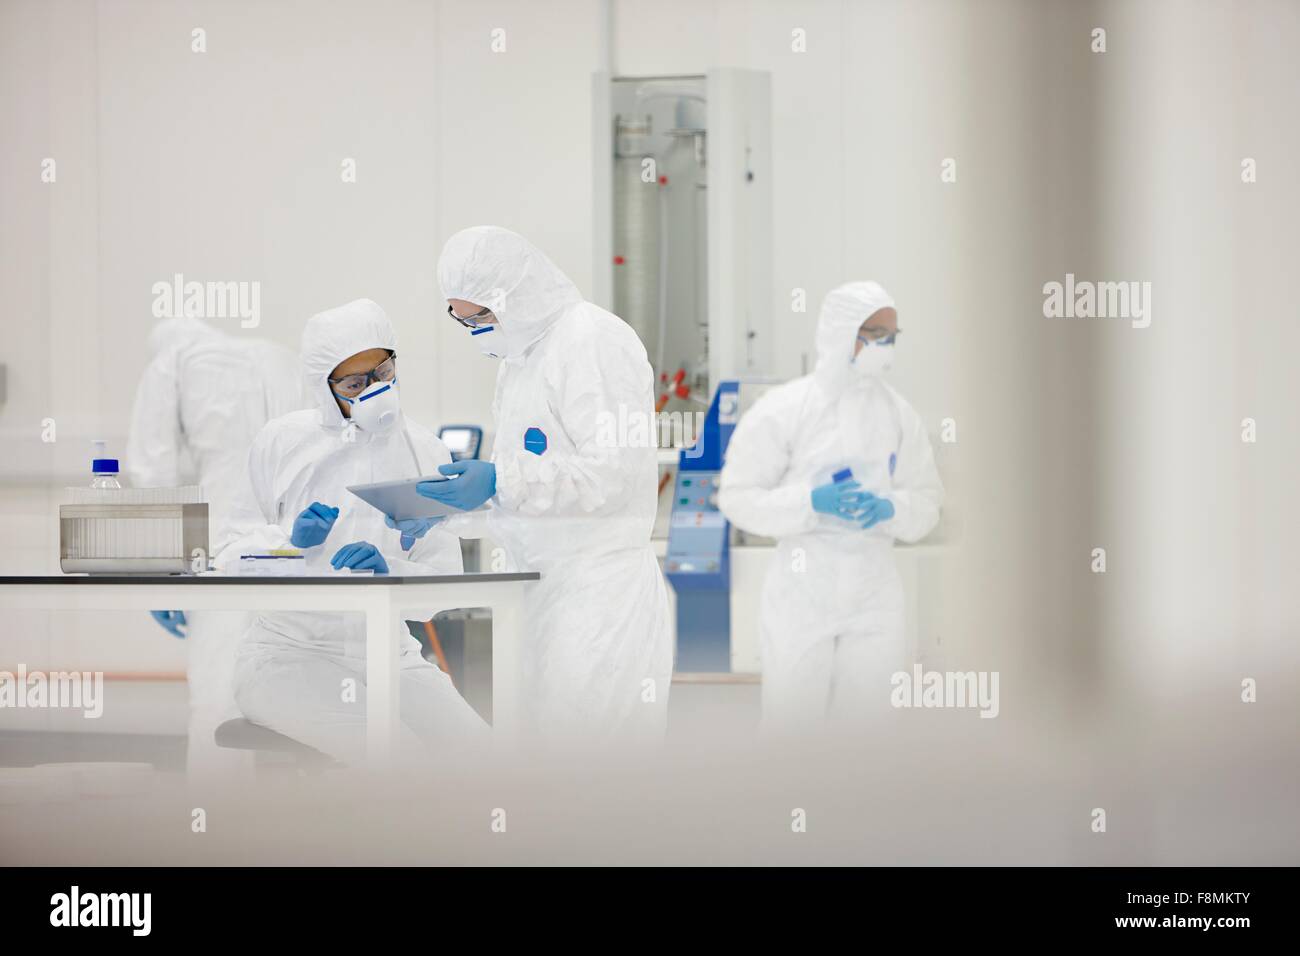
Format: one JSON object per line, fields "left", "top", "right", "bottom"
{"left": 490, "top": 588, "right": 524, "bottom": 744}
{"left": 365, "top": 588, "right": 400, "bottom": 768}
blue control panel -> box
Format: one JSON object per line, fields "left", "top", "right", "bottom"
{"left": 665, "top": 471, "right": 726, "bottom": 576}
{"left": 663, "top": 381, "right": 739, "bottom": 672}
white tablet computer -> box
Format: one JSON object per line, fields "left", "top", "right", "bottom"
{"left": 346, "top": 475, "right": 485, "bottom": 521}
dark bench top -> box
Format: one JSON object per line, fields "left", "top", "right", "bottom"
{"left": 0, "top": 572, "right": 540, "bottom": 586}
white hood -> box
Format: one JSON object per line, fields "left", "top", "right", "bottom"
{"left": 814, "top": 280, "right": 895, "bottom": 394}
{"left": 437, "top": 226, "right": 583, "bottom": 360}
{"left": 148, "top": 316, "right": 220, "bottom": 357}
{"left": 300, "top": 298, "right": 397, "bottom": 426}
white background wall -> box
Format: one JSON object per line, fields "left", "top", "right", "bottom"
{"left": 2, "top": 0, "right": 979, "bottom": 484}
{"left": 1, "top": 0, "right": 608, "bottom": 671}
{"left": 3, "top": 0, "right": 968, "bottom": 672}
{"left": 2, "top": 0, "right": 1297, "bottom": 711}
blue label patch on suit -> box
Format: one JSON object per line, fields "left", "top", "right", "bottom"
{"left": 889, "top": 453, "right": 897, "bottom": 476}
{"left": 524, "top": 427, "right": 547, "bottom": 455}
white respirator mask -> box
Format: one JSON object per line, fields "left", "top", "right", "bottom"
{"left": 471, "top": 324, "right": 507, "bottom": 359}
{"left": 340, "top": 379, "right": 401, "bottom": 432}
{"left": 852, "top": 340, "right": 895, "bottom": 377}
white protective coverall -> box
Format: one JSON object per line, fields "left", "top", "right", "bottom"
{"left": 437, "top": 227, "right": 673, "bottom": 745}
{"left": 216, "top": 299, "right": 488, "bottom": 764}
{"left": 717, "top": 282, "right": 944, "bottom": 729}
{"left": 126, "top": 317, "right": 303, "bottom": 775}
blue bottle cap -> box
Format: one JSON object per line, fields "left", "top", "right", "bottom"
{"left": 831, "top": 467, "right": 853, "bottom": 483}
{"left": 92, "top": 458, "right": 119, "bottom": 474}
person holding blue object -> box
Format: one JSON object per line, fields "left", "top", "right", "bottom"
{"left": 215, "top": 299, "right": 488, "bottom": 764}
{"left": 718, "top": 281, "right": 944, "bottom": 730}
{"left": 811, "top": 478, "right": 869, "bottom": 521}
{"left": 432, "top": 226, "right": 673, "bottom": 746}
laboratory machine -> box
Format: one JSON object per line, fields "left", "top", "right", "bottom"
{"left": 438, "top": 425, "right": 483, "bottom": 462}
{"left": 593, "top": 69, "right": 774, "bottom": 673}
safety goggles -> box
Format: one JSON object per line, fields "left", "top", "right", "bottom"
{"left": 328, "top": 353, "right": 396, "bottom": 398}
{"left": 857, "top": 327, "right": 900, "bottom": 347}
{"left": 447, "top": 304, "right": 495, "bottom": 329}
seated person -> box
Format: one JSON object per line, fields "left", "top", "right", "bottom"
{"left": 216, "top": 298, "right": 487, "bottom": 764}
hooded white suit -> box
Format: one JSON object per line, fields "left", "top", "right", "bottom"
{"left": 437, "top": 227, "right": 673, "bottom": 744}
{"left": 717, "top": 282, "right": 944, "bottom": 728}
{"left": 216, "top": 299, "right": 488, "bottom": 764}
{"left": 127, "top": 317, "right": 304, "bottom": 776}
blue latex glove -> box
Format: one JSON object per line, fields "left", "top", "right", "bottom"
{"left": 330, "top": 541, "right": 389, "bottom": 574}
{"left": 291, "top": 501, "right": 339, "bottom": 548}
{"left": 811, "top": 479, "right": 868, "bottom": 520}
{"left": 857, "top": 493, "right": 896, "bottom": 529}
{"left": 150, "top": 610, "right": 187, "bottom": 638}
{"left": 417, "top": 460, "right": 496, "bottom": 511}
{"left": 385, "top": 514, "right": 444, "bottom": 551}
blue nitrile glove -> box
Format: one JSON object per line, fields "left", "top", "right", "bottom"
{"left": 291, "top": 501, "right": 340, "bottom": 548}
{"left": 385, "top": 514, "right": 445, "bottom": 551}
{"left": 857, "top": 492, "right": 896, "bottom": 529}
{"left": 811, "top": 479, "right": 868, "bottom": 520}
{"left": 150, "top": 610, "right": 187, "bottom": 638}
{"left": 416, "top": 460, "right": 497, "bottom": 511}
{"left": 330, "top": 541, "right": 389, "bottom": 574}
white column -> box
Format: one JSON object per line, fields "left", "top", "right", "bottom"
{"left": 364, "top": 586, "right": 400, "bottom": 768}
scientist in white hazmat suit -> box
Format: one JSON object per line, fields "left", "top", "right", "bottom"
{"left": 717, "top": 282, "right": 944, "bottom": 729}
{"left": 127, "top": 316, "right": 304, "bottom": 776}
{"left": 217, "top": 299, "right": 488, "bottom": 764}
{"left": 426, "top": 226, "right": 673, "bottom": 745}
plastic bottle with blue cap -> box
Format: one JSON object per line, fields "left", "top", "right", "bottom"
{"left": 90, "top": 439, "right": 121, "bottom": 490}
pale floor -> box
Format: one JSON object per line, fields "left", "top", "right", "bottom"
{"left": 1, "top": 679, "right": 1297, "bottom": 866}
{"left": 0, "top": 677, "right": 763, "bottom": 763}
